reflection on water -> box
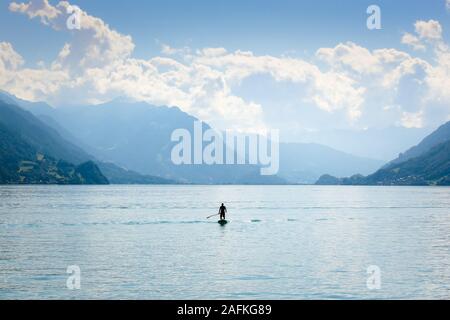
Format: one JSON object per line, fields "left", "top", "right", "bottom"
{"left": 1, "top": 185, "right": 450, "bottom": 299}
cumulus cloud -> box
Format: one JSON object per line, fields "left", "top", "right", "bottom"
{"left": 400, "top": 111, "right": 424, "bottom": 128}
{"left": 2, "top": 1, "right": 450, "bottom": 131}
{"left": 316, "top": 41, "right": 416, "bottom": 78}
{"left": 0, "top": 42, "right": 25, "bottom": 96}
{"left": 402, "top": 20, "right": 444, "bottom": 52}
{"left": 1, "top": 0, "right": 368, "bottom": 130}
{"left": 192, "top": 48, "right": 367, "bottom": 118}
{"left": 0, "top": 42, "right": 24, "bottom": 71}
{"left": 315, "top": 41, "right": 436, "bottom": 128}
{"left": 161, "top": 44, "right": 191, "bottom": 56}
{"left": 10, "top": 0, "right": 134, "bottom": 71}
{"left": 401, "top": 33, "right": 426, "bottom": 51}
{"left": 316, "top": 41, "right": 430, "bottom": 96}
{"left": 9, "top": 0, "right": 59, "bottom": 25}
{"left": 415, "top": 20, "right": 442, "bottom": 41}
{"left": 316, "top": 42, "right": 382, "bottom": 74}
{"left": 426, "top": 50, "right": 450, "bottom": 103}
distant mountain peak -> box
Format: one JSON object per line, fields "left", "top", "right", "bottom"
{"left": 316, "top": 119, "right": 450, "bottom": 186}
{"left": 388, "top": 120, "right": 450, "bottom": 166}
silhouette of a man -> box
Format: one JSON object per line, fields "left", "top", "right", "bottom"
{"left": 219, "top": 203, "right": 227, "bottom": 220}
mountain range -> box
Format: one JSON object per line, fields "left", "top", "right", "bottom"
{"left": 0, "top": 100, "right": 107, "bottom": 184}
{"left": 0, "top": 93, "right": 174, "bottom": 184}
{"left": 7, "top": 90, "right": 440, "bottom": 185}
{"left": 316, "top": 121, "right": 450, "bottom": 186}
{"left": 1, "top": 93, "right": 383, "bottom": 184}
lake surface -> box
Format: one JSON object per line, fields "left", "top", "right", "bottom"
{"left": 1, "top": 185, "right": 450, "bottom": 299}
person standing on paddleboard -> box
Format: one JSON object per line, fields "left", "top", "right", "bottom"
{"left": 219, "top": 203, "right": 227, "bottom": 220}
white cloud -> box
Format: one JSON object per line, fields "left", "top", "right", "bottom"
{"left": 426, "top": 49, "right": 450, "bottom": 103}
{"left": 10, "top": 0, "right": 134, "bottom": 71}
{"left": 415, "top": 20, "right": 442, "bottom": 41}
{"left": 193, "top": 48, "right": 367, "bottom": 120}
{"left": 0, "top": 42, "right": 24, "bottom": 71}
{"left": 161, "top": 44, "right": 178, "bottom": 55}
{"left": 400, "top": 111, "right": 424, "bottom": 128}
{"left": 316, "top": 42, "right": 382, "bottom": 74}
{"left": 2, "top": 1, "right": 450, "bottom": 132}
{"left": 9, "top": 0, "right": 59, "bottom": 25}
{"left": 315, "top": 41, "right": 437, "bottom": 128}
{"left": 198, "top": 47, "right": 228, "bottom": 57}
{"left": 161, "top": 44, "right": 191, "bottom": 56}
{"left": 401, "top": 33, "right": 426, "bottom": 51}
{"left": 315, "top": 41, "right": 429, "bottom": 99}
{"left": 0, "top": 41, "right": 68, "bottom": 101}
{"left": 401, "top": 20, "right": 445, "bottom": 52}
{"left": 446, "top": 0, "right": 450, "bottom": 11}
{"left": 316, "top": 42, "right": 416, "bottom": 76}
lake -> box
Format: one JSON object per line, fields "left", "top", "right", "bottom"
{"left": 1, "top": 185, "right": 450, "bottom": 299}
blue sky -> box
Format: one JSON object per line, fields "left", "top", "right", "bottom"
{"left": 1, "top": 0, "right": 449, "bottom": 64}
{"left": 1, "top": 0, "right": 450, "bottom": 159}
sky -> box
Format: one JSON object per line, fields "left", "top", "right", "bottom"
{"left": 1, "top": 0, "right": 450, "bottom": 154}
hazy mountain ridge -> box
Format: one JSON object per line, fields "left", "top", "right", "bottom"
{"left": 1, "top": 91, "right": 398, "bottom": 185}
{"left": 0, "top": 96, "right": 89, "bottom": 165}
{"left": 11, "top": 96, "right": 383, "bottom": 184}
{"left": 387, "top": 121, "right": 450, "bottom": 166}
{"left": 365, "top": 140, "right": 450, "bottom": 185}
{"left": 18, "top": 98, "right": 284, "bottom": 184}
{"left": 0, "top": 91, "right": 177, "bottom": 184}
{"left": 316, "top": 121, "right": 450, "bottom": 186}
{"left": 296, "top": 126, "right": 431, "bottom": 161}
{"left": 0, "top": 103, "right": 108, "bottom": 184}
{"left": 97, "top": 162, "right": 176, "bottom": 184}
{"left": 278, "top": 142, "right": 384, "bottom": 184}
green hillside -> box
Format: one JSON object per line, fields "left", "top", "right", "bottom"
{"left": 0, "top": 124, "right": 108, "bottom": 184}
{"left": 316, "top": 140, "right": 450, "bottom": 186}
{"left": 364, "top": 140, "right": 450, "bottom": 186}
{"left": 0, "top": 101, "right": 108, "bottom": 185}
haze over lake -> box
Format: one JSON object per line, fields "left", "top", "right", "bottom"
{"left": 1, "top": 185, "right": 449, "bottom": 299}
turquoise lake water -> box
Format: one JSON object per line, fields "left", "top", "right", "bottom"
{"left": 1, "top": 185, "right": 450, "bottom": 299}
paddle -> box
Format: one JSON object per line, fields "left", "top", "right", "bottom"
{"left": 206, "top": 213, "right": 220, "bottom": 219}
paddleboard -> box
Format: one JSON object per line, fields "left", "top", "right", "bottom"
{"left": 218, "top": 219, "right": 228, "bottom": 225}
